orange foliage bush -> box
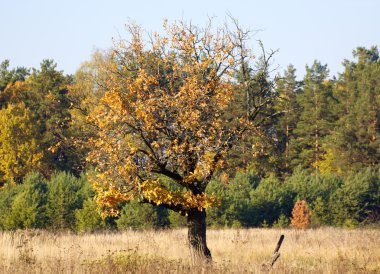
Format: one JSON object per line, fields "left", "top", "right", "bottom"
{"left": 291, "top": 200, "right": 311, "bottom": 229}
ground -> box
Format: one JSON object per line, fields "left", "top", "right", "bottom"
{"left": 0, "top": 228, "right": 379, "bottom": 273}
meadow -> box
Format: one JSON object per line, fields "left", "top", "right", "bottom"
{"left": 0, "top": 228, "right": 379, "bottom": 273}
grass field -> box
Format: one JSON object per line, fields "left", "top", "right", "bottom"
{"left": 0, "top": 228, "right": 379, "bottom": 273}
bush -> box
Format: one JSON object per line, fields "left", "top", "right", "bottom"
{"left": 311, "top": 196, "right": 331, "bottom": 226}
{"left": 285, "top": 168, "right": 342, "bottom": 205}
{"left": 0, "top": 183, "right": 19, "bottom": 229}
{"left": 291, "top": 200, "right": 311, "bottom": 229}
{"left": 0, "top": 172, "right": 47, "bottom": 230}
{"left": 330, "top": 168, "right": 380, "bottom": 226}
{"left": 46, "top": 172, "right": 88, "bottom": 229}
{"left": 75, "top": 198, "right": 105, "bottom": 232}
{"left": 206, "top": 171, "right": 257, "bottom": 227}
{"left": 273, "top": 214, "right": 290, "bottom": 228}
{"left": 116, "top": 201, "right": 166, "bottom": 230}
{"left": 0, "top": 165, "right": 378, "bottom": 231}
{"left": 250, "top": 175, "right": 294, "bottom": 226}
{"left": 168, "top": 211, "right": 187, "bottom": 228}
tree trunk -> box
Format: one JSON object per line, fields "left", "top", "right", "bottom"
{"left": 315, "top": 125, "right": 319, "bottom": 170}
{"left": 187, "top": 209, "right": 212, "bottom": 265}
{"left": 285, "top": 123, "right": 289, "bottom": 169}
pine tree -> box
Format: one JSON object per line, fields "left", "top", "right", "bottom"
{"left": 274, "top": 65, "right": 301, "bottom": 174}
{"left": 291, "top": 200, "right": 311, "bottom": 229}
{"left": 293, "top": 61, "right": 337, "bottom": 170}
{"left": 329, "top": 47, "right": 380, "bottom": 171}
{"left": 27, "top": 60, "right": 79, "bottom": 175}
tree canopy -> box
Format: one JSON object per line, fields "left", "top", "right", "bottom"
{"left": 85, "top": 20, "right": 277, "bottom": 262}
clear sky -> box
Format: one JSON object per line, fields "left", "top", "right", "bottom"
{"left": 0, "top": 0, "right": 379, "bottom": 78}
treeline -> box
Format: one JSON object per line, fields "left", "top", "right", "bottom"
{"left": 0, "top": 59, "right": 82, "bottom": 185}
{"left": 0, "top": 46, "right": 379, "bottom": 230}
{"left": 0, "top": 167, "right": 378, "bottom": 231}
{"left": 233, "top": 47, "right": 380, "bottom": 177}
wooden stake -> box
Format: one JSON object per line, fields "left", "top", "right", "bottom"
{"left": 262, "top": 234, "right": 285, "bottom": 271}
{"left": 269, "top": 234, "right": 284, "bottom": 267}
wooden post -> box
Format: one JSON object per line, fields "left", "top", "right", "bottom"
{"left": 273, "top": 235, "right": 284, "bottom": 254}
{"left": 270, "top": 234, "right": 284, "bottom": 266}
{"left": 262, "top": 234, "right": 285, "bottom": 270}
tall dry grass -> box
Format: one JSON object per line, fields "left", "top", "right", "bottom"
{"left": 0, "top": 228, "right": 379, "bottom": 273}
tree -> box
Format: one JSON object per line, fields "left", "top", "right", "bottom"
{"left": 45, "top": 172, "right": 88, "bottom": 229}
{"left": 291, "top": 200, "right": 311, "bottom": 229}
{"left": 274, "top": 65, "right": 301, "bottom": 174}
{"left": 330, "top": 168, "right": 380, "bottom": 225}
{"left": 116, "top": 201, "right": 164, "bottom": 230}
{"left": 85, "top": 19, "right": 276, "bottom": 264}
{"left": 75, "top": 198, "right": 106, "bottom": 232}
{"left": 1, "top": 59, "right": 83, "bottom": 178}
{"left": 293, "top": 61, "right": 336, "bottom": 170}
{"left": 0, "top": 80, "right": 30, "bottom": 108}
{"left": 206, "top": 171, "right": 256, "bottom": 228}
{"left": 27, "top": 60, "right": 76, "bottom": 175}
{"left": 328, "top": 47, "right": 380, "bottom": 171}
{"left": 0, "top": 102, "right": 43, "bottom": 184}
{"left": 0, "top": 60, "right": 29, "bottom": 108}
{"left": 67, "top": 50, "right": 111, "bottom": 173}
{"left": 226, "top": 45, "right": 281, "bottom": 177}
{"left": 6, "top": 172, "right": 48, "bottom": 229}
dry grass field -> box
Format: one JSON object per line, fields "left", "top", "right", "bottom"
{"left": 0, "top": 228, "right": 379, "bottom": 273}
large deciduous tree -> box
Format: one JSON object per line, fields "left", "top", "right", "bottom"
{"left": 86, "top": 20, "right": 276, "bottom": 263}
{"left": 0, "top": 102, "right": 43, "bottom": 185}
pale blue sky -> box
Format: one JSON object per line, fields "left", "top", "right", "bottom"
{"left": 0, "top": 0, "right": 378, "bottom": 78}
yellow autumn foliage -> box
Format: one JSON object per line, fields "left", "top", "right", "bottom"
{"left": 0, "top": 103, "right": 43, "bottom": 184}
{"left": 312, "top": 147, "right": 342, "bottom": 175}
{"left": 84, "top": 20, "right": 258, "bottom": 217}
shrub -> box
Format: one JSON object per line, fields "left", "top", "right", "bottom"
{"left": 116, "top": 201, "right": 164, "bottom": 230}
{"left": 311, "top": 196, "right": 331, "bottom": 226}
{"left": 291, "top": 200, "right": 311, "bottom": 229}
{"left": 273, "top": 214, "right": 290, "bottom": 228}
{"left": 75, "top": 198, "right": 105, "bottom": 232}
{"left": 0, "top": 172, "right": 47, "bottom": 230}
{"left": 250, "top": 175, "right": 294, "bottom": 226}
{"left": 168, "top": 211, "right": 187, "bottom": 228}
{"left": 331, "top": 168, "right": 380, "bottom": 226}
{"left": 46, "top": 172, "right": 88, "bottom": 229}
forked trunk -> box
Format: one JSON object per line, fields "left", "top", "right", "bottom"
{"left": 187, "top": 209, "right": 212, "bottom": 265}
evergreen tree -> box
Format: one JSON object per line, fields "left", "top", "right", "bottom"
{"left": 0, "top": 172, "right": 47, "bottom": 230}
{"left": 116, "top": 201, "right": 169, "bottom": 230}
{"left": 293, "top": 61, "right": 337, "bottom": 170}
{"left": 331, "top": 167, "right": 380, "bottom": 225}
{"left": 75, "top": 198, "right": 106, "bottom": 232}
{"left": 226, "top": 54, "right": 280, "bottom": 177}
{"left": 27, "top": 60, "right": 76, "bottom": 175}
{"left": 274, "top": 65, "right": 301, "bottom": 174}
{"left": 329, "top": 47, "right": 380, "bottom": 171}
{"left": 46, "top": 172, "right": 87, "bottom": 229}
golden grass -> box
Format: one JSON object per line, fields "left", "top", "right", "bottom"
{"left": 0, "top": 228, "right": 379, "bottom": 273}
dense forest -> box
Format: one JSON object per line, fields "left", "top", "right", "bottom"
{"left": 0, "top": 46, "right": 379, "bottom": 231}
